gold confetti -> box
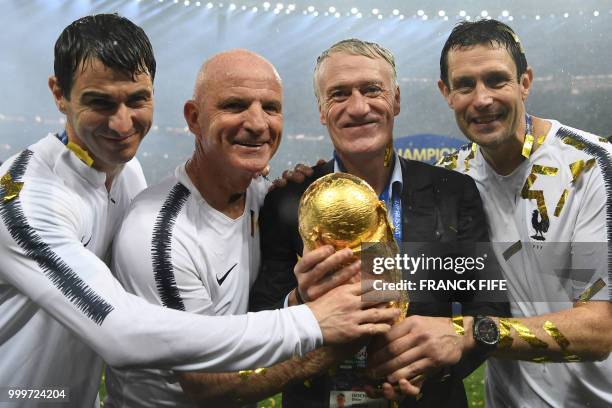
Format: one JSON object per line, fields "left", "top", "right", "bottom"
{"left": 521, "top": 173, "right": 549, "bottom": 220}
{"left": 452, "top": 316, "right": 465, "bottom": 336}
{"left": 521, "top": 173, "right": 537, "bottom": 198}
{"left": 383, "top": 142, "right": 393, "bottom": 167}
{"left": 569, "top": 159, "right": 596, "bottom": 184}
{"left": 586, "top": 159, "right": 596, "bottom": 170}
{"left": 238, "top": 370, "right": 252, "bottom": 379}
{"left": 562, "top": 137, "right": 585, "bottom": 151}
{"left": 564, "top": 354, "right": 582, "bottom": 362}
{"left": 498, "top": 319, "right": 514, "bottom": 349}
{"left": 554, "top": 189, "right": 568, "bottom": 217}
{"left": 1, "top": 172, "right": 24, "bottom": 203}
{"left": 238, "top": 367, "right": 267, "bottom": 379}
{"left": 498, "top": 25, "right": 525, "bottom": 53}
{"left": 503, "top": 240, "right": 522, "bottom": 261}
{"left": 578, "top": 278, "right": 606, "bottom": 301}
{"left": 303, "top": 379, "right": 312, "bottom": 388}
{"left": 532, "top": 165, "right": 558, "bottom": 176}
{"left": 508, "top": 320, "right": 548, "bottom": 349}
{"left": 542, "top": 321, "right": 570, "bottom": 349}
{"left": 537, "top": 134, "right": 547, "bottom": 146}
{"left": 522, "top": 133, "right": 535, "bottom": 158}
{"left": 66, "top": 141, "right": 94, "bottom": 167}
{"left": 440, "top": 153, "right": 458, "bottom": 170}
{"left": 464, "top": 143, "right": 477, "bottom": 172}
{"left": 532, "top": 356, "right": 552, "bottom": 363}
{"left": 520, "top": 165, "right": 558, "bottom": 222}
{"left": 569, "top": 161, "right": 585, "bottom": 183}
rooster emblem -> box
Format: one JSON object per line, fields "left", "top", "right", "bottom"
{"left": 531, "top": 209, "right": 549, "bottom": 241}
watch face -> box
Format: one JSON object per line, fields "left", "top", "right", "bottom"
{"left": 475, "top": 319, "right": 499, "bottom": 345}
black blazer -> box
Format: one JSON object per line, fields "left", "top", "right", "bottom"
{"left": 249, "top": 157, "right": 509, "bottom": 408}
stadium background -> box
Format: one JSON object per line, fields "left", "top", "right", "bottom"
{"left": 1, "top": 1, "right": 610, "bottom": 406}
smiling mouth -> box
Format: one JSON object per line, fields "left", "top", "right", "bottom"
{"left": 471, "top": 114, "right": 503, "bottom": 125}
{"left": 234, "top": 141, "right": 268, "bottom": 148}
{"left": 102, "top": 132, "right": 138, "bottom": 141}
{"left": 344, "top": 121, "right": 377, "bottom": 128}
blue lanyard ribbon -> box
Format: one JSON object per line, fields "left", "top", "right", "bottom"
{"left": 525, "top": 113, "right": 532, "bottom": 136}
{"left": 57, "top": 130, "right": 68, "bottom": 145}
{"left": 379, "top": 182, "right": 403, "bottom": 243}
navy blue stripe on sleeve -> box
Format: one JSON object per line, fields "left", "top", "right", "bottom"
{"left": 151, "top": 182, "right": 191, "bottom": 310}
{"left": 0, "top": 150, "right": 114, "bottom": 325}
{"left": 556, "top": 128, "right": 612, "bottom": 301}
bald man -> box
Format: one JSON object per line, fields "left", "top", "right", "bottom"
{"left": 104, "top": 50, "right": 394, "bottom": 408}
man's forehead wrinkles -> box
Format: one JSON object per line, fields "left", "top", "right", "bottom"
{"left": 217, "top": 86, "right": 281, "bottom": 97}
{"left": 326, "top": 78, "right": 384, "bottom": 90}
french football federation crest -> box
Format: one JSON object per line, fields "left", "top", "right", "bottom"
{"left": 530, "top": 209, "right": 549, "bottom": 241}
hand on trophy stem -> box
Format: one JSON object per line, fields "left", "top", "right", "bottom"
{"left": 307, "top": 281, "right": 400, "bottom": 345}
{"left": 364, "top": 376, "right": 425, "bottom": 401}
{"left": 365, "top": 315, "right": 467, "bottom": 396}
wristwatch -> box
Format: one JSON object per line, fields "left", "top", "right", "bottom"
{"left": 472, "top": 315, "right": 500, "bottom": 351}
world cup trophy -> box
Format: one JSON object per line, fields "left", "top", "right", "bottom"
{"left": 298, "top": 172, "right": 409, "bottom": 321}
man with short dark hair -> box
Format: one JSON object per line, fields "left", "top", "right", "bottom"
{"left": 0, "top": 16, "right": 394, "bottom": 407}
{"left": 369, "top": 19, "right": 612, "bottom": 407}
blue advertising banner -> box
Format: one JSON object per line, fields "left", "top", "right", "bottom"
{"left": 394, "top": 134, "right": 465, "bottom": 164}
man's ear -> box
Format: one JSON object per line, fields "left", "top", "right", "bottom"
{"left": 319, "top": 102, "right": 326, "bottom": 126}
{"left": 437, "top": 79, "right": 453, "bottom": 109}
{"left": 393, "top": 86, "right": 401, "bottom": 116}
{"left": 183, "top": 100, "right": 201, "bottom": 136}
{"left": 520, "top": 67, "right": 533, "bottom": 102}
{"left": 48, "top": 76, "right": 67, "bottom": 114}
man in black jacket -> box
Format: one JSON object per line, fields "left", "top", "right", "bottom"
{"left": 249, "top": 39, "right": 509, "bottom": 407}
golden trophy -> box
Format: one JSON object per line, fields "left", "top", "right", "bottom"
{"left": 298, "top": 172, "right": 408, "bottom": 320}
